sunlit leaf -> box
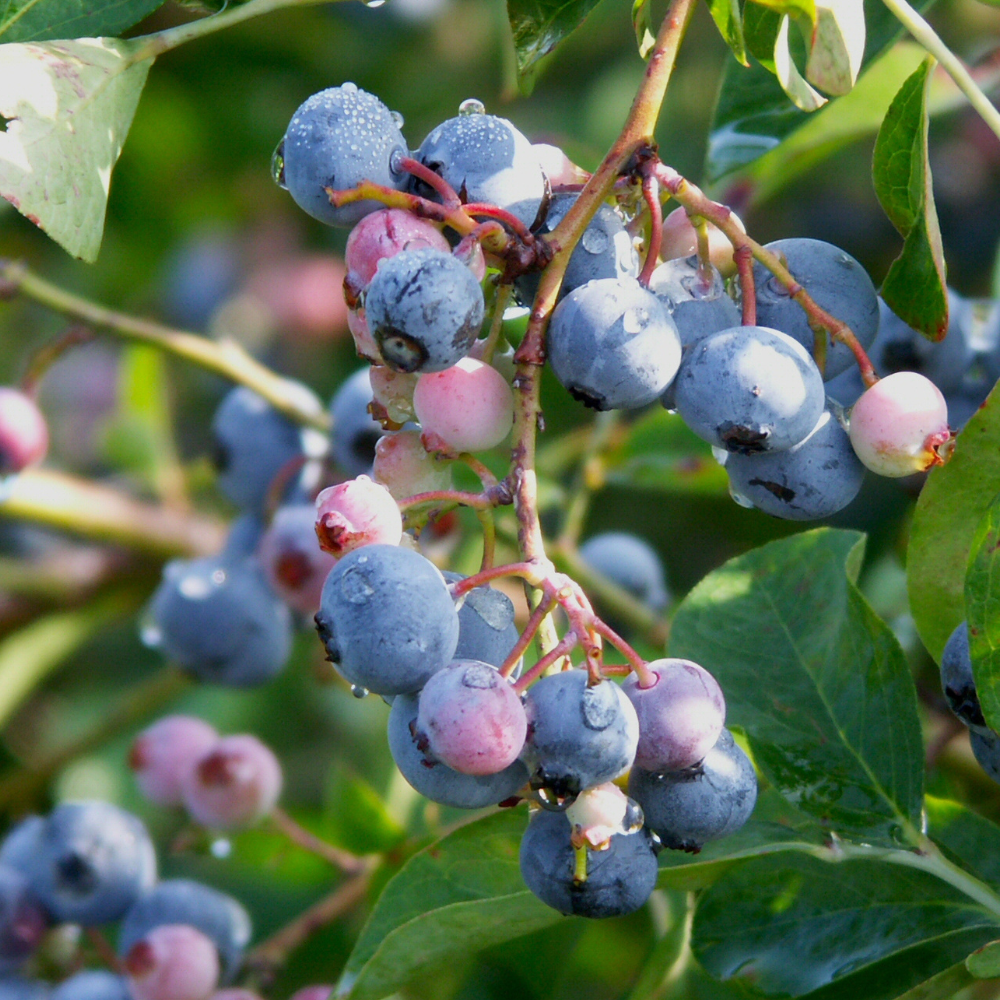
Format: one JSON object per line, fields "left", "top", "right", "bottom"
{"left": 0, "top": 0, "right": 164, "bottom": 43}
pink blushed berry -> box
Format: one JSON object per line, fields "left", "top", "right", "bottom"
{"left": 129, "top": 715, "right": 220, "bottom": 807}
{"left": 259, "top": 504, "right": 338, "bottom": 615}
{"left": 348, "top": 308, "right": 383, "bottom": 365}
{"left": 532, "top": 143, "right": 590, "bottom": 187}
{"left": 314, "top": 475, "right": 402, "bottom": 558}
{"left": 660, "top": 206, "right": 744, "bottom": 278}
{"left": 345, "top": 209, "right": 450, "bottom": 289}
{"left": 412, "top": 358, "right": 514, "bottom": 453}
{"left": 373, "top": 430, "right": 453, "bottom": 501}
{"left": 181, "top": 735, "right": 283, "bottom": 829}
{"left": 369, "top": 366, "right": 419, "bottom": 427}
{"left": 848, "top": 371, "right": 951, "bottom": 478}
{"left": 211, "top": 991, "right": 265, "bottom": 1000}
{"left": 0, "top": 388, "right": 48, "bottom": 475}
{"left": 124, "top": 924, "right": 220, "bottom": 1000}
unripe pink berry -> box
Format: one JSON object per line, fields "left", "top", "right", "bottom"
{"left": 848, "top": 372, "right": 951, "bottom": 478}
{"left": 259, "top": 504, "right": 338, "bottom": 614}
{"left": 345, "top": 209, "right": 450, "bottom": 289}
{"left": 124, "top": 924, "right": 220, "bottom": 1000}
{"left": 248, "top": 256, "right": 349, "bottom": 339}
{"left": 621, "top": 658, "right": 726, "bottom": 771}
{"left": 182, "top": 735, "right": 283, "bottom": 829}
{"left": 211, "top": 991, "right": 265, "bottom": 1000}
{"left": 129, "top": 715, "right": 220, "bottom": 807}
{"left": 348, "top": 308, "right": 383, "bottom": 364}
{"left": 314, "top": 475, "right": 402, "bottom": 558}
{"left": 565, "top": 782, "right": 630, "bottom": 848}
{"left": 412, "top": 358, "right": 514, "bottom": 453}
{"left": 532, "top": 143, "right": 590, "bottom": 187}
{"left": 453, "top": 240, "right": 486, "bottom": 283}
{"left": 660, "top": 206, "right": 745, "bottom": 278}
{"left": 468, "top": 338, "right": 517, "bottom": 384}
{"left": 0, "top": 388, "right": 48, "bottom": 474}
{"left": 373, "top": 430, "right": 453, "bottom": 501}
{"left": 416, "top": 660, "right": 527, "bottom": 775}
{"left": 369, "top": 366, "right": 418, "bottom": 427}
{"left": 289, "top": 988, "right": 333, "bottom": 1000}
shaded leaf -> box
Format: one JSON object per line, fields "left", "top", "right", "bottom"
{"left": 322, "top": 764, "right": 407, "bottom": 856}
{"left": 338, "top": 809, "right": 562, "bottom": 1000}
{"left": 967, "top": 941, "right": 1000, "bottom": 979}
{"left": 0, "top": 0, "right": 165, "bottom": 43}
{"left": 669, "top": 529, "right": 924, "bottom": 845}
{"left": 626, "top": 890, "right": 691, "bottom": 1000}
{"left": 693, "top": 853, "right": 1000, "bottom": 1000}
{"left": 926, "top": 796, "right": 1000, "bottom": 889}
{"left": 806, "top": 0, "right": 866, "bottom": 96}
{"left": 0, "top": 37, "right": 153, "bottom": 261}
{"left": 506, "top": 0, "right": 604, "bottom": 73}
{"left": 893, "top": 962, "right": 975, "bottom": 1000}
{"left": 873, "top": 57, "right": 947, "bottom": 337}
{"left": 706, "top": 0, "right": 748, "bottom": 66}
{"left": 965, "top": 493, "right": 1000, "bottom": 733}
{"left": 774, "top": 14, "right": 827, "bottom": 111}
{"left": 908, "top": 384, "right": 1000, "bottom": 661}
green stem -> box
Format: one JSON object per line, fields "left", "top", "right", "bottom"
{"left": 880, "top": 0, "right": 1000, "bottom": 143}
{"left": 1, "top": 261, "right": 329, "bottom": 432}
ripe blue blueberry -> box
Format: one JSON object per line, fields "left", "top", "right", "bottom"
{"left": 649, "top": 257, "right": 741, "bottom": 348}
{"left": 0, "top": 978, "right": 49, "bottom": 1000}
{"left": 365, "top": 248, "right": 485, "bottom": 374}
{"left": 315, "top": 545, "right": 460, "bottom": 695}
{"left": 972, "top": 729, "right": 1000, "bottom": 785}
{"left": 280, "top": 83, "right": 409, "bottom": 227}
{"left": 0, "top": 817, "right": 44, "bottom": 872}
{"left": 578, "top": 533, "right": 669, "bottom": 611}
{"left": 50, "top": 972, "right": 131, "bottom": 1000}
{"left": 443, "top": 572, "right": 521, "bottom": 672}
{"left": 547, "top": 277, "right": 682, "bottom": 411}
{"left": 330, "top": 368, "right": 382, "bottom": 477}
{"left": 940, "top": 621, "right": 989, "bottom": 734}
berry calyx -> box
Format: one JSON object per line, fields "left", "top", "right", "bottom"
{"left": 314, "top": 475, "right": 403, "bottom": 557}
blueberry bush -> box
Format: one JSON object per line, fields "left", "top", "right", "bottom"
{"left": 1, "top": 0, "right": 1000, "bottom": 998}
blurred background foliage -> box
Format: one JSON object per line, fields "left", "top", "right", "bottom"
{"left": 1, "top": 1, "right": 999, "bottom": 996}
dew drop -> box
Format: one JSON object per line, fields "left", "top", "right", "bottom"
{"left": 458, "top": 98, "right": 486, "bottom": 116}
{"left": 139, "top": 618, "right": 162, "bottom": 649}
{"left": 622, "top": 307, "right": 648, "bottom": 334}
{"left": 210, "top": 838, "right": 232, "bottom": 859}
{"left": 581, "top": 228, "right": 608, "bottom": 255}
{"left": 270, "top": 140, "right": 287, "bottom": 190}
{"left": 363, "top": 0, "right": 385, "bottom": 8}
{"left": 728, "top": 484, "right": 754, "bottom": 508}
{"left": 351, "top": 684, "right": 370, "bottom": 699}
{"left": 391, "top": 110, "right": 405, "bottom": 129}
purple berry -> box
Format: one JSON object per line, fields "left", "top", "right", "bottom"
{"left": 129, "top": 716, "right": 220, "bottom": 808}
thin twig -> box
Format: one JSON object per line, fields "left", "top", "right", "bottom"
{"left": 270, "top": 807, "right": 369, "bottom": 874}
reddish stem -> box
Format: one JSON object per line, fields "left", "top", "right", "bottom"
{"left": 638, "top": 171, "right": 663, "bottom": 287}
{"left": 591, "top": 618, "right": 655, "bottom": 686}
{"left": 462, "top": 203, "right": 536, "bottom": 243}
{"left": 21, "top": 324, "right": 95, "bottom": 397}
{"left": 327, "top": 181, "right": 480, "bottom": 239}
{"left": 734, "top": 244, "right": 756, "bottom": 326}
{"left": 449, "top": 561, "right": 540, "bottom": 597}
{"left": 270, "top": 807, "right": 368, "bottom": 874}
{"left": 499, "top": 595, "right": 555, "bottom": 679}
{"left": 397, "top": 489, "right": 495, "bottom": 512}
{"left": 397, "top": 156, "right": 462, "bottom": 208}
{"left": 513, "top": 633, "right": 578, "bottom": 693}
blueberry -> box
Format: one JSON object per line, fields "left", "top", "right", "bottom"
{"left": 674, "top": 325, "right": 825, "bottom": 454}
{"left": 578, "top": 533, "right": 669, "bottom": 611}
{"left": 280, "top": 83, "right": 409, "bottom": 227}
{"left": 0, "top": 865, "right": 48, "bottom": 974}
{"left": 649, "top": 257, "right": 741, "bottom": 348}
{"left": 147, "top": 554, "right": 292, "bottom": 687}
{"left": 0, "top": 818, "right": 44, "bottom": 872}
{"left": 940, "top": 621, "right": 989, "bottom": 733}
{"left": 330, "top": 368, "right": 382, "bottom": 477}
{"left": 547, "top": 277, "right": 682, "bottom": 411}
{"left": 0, "top": 978, "right": 49, "bottom": 1000}
{"left": 50, "top": 972, "right": 131, "bottom": 1000}
{"left": 724, "top": 408, "right": 865, "bottom": 520}
{"left": 315, "top": 545, "right": 459, "bottom": 695}
{"left": 387, "top": 693, "right": 528, "bottom": 807}
{"left": 628, "top": 728, "right": 757, "bottom": 852}
{"left": 365, "top": 248, "right": 485, "bottom": 374}
{"left": 117, "top": 879, "right": 251, "bottom": 983}
{"left": 518, "top": 809, "right": 658, "bottom": 918}
{"left": 971, "top": 729, "right": 1000, "bottom": 785}
{"left": 413, "top": 114, "right": 546, "bottom": 226}
{"left": 443, "top": 572, "right": 521, "bottom": 671}
{"left": 522, "top": 670, "right": 639, "bottom": 800}
{"left": 27, "top": 802, "right": 157, "bottom": 925}
{"left": 752, "top": 238, "right": 879, "bottom": 379}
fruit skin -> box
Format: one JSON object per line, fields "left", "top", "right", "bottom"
{"left": 674, "top": 326, "right": 825, "bottom": 454}
{"left": 344, "top": 208, "right": 450, "bottom": 290}
{"left": 0, "top": 817, "right": 44, "bottom": 872}
{"left": 0, "top": 865, "right": 48, "bottom": 974}
{"left": 314, "top": 545, "right": 459, "bottom": 695}
{"left": 621, "top": 658, "right": 725, "bottom": 772}
{"left": 27, "top": 801, "right": 157, "bottom": 926}
{"left": 181, "top": 735, "right": 283, "bottom": 830}
{"left": 281, "top": 84, "right": 408, "bottom": 228}
{"left": 522, "top": 670, "right": 639, "bottom": 799}
{"left": 118, "top": 880, "right": 252, "bottom": 984}
{"left": 547, "top": 277, "right": 682, "bottom": 411}
{"left": 259, "top": 504, "right": 338, "bottom": 616}
{"left": 387, "top": 692, "right": 529, "bottom": 808}
{"left": 373, "top": 430, "right": 453, "bottom": 502}
{"left": 147, "top": 555, "right": 292, "bottom": 688}
{"left": 848, "top": 371, "right": 950, "bottom": 477}
{"left": 124, "top": 924, "right": 220, "bottom": 1000}
{"left": 518, "top": 809, "right": 658, "bottom": 918}
{"left": 412, "top": 358, "right": 514, "bottom": 452}
{"left": 0, "top": 388, "right": 48, "bottom": 475}
{"left": 0, "top": 979, "right": 48, "bottom": 1000}
{"left": 660, "top": 206, "right": 745, "bottom": 277}
{"left": 50, "top": 972, "right": 130, "bottom": 1000}
{"left": 129, "top": 715, "right": 220, "bottom": 807}
{"left": 578, "top": 533, "right": 669, "bottom": 611}
{"left": 415, "top": 660, "right": 527, "bottom": 775}
{"left": 442, "top": 572, "right": 521, "bottom": 671}
{"left": 752, "top": 238, "right": 879, "bottom": 379}
{"left": 413, "top": 114, "right": 546, "bottom": 226}
{"left": 365, "top": 248, "right": 485, "bottom": 374}
{"left": 940, "top": 621, "right": 989, "bottom": 734}
{"left": 329, "top": 368, "right": 382, "bottom": 478}
{"left": 314, "top": 475, "right": 402, "bottom": 558}
{"left": 971, "top": 730, "right": 1000, "bottom": 785}
{"left": 648, "top": 257, "right": 741, "bottom": 348}
{"left": 724, "top": 408, "right": 866, "bottom": 520}
{"left": 628, "top": 728, "right": 757, "bottom": 851}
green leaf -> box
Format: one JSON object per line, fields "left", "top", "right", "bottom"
{"left": 806, "top": 0, "right": 866, "bottom": 96}
{"left": 0, "top": 37, "right": 153, "bottom": 261}
{"left": 669, "top": 529, "right": 924, "bottom": 845}
{"left": 926, "top": 796, "right": 1000, "bottom": 890}
{"left": 632, "top": 0, "right": 656, "bottom": 59}
{"left": 338, "top": 809, "right": 562, "bottom": 1000}
{"left": 506, "top": 0, "right": 604, "bottom": 74}
{"left": 748, "top": 0, "right": 817, "bottom": 23}
{"left": 706, "top": 0, "right": 748, "bottom": 66}
{"left": 602, "top": 409, "right": 730, "bottom": 496}
{"left": 774, "top": 14, "right": 827, "bottom": 111}
{"left": 873, "top": 57, "right": 948, "bottom": 338}
{"left": 627, "top": 891, "right": 691, "bottom": 1000}
{"left": 323, "top": 764, "right": 406, "bottom": 856}
{"left": 965, "top": 494, "right": 1000, "bottom": 732}
{"left": 0, "top": 0, "right": 165, "bottom": 43}
{"left": 967, "top": 940, "right": 1000, "bottom": 979}
{"left": 909, "top": 384, "right": 1000, "bottom": 662}
{"left": 692, "top": 853, "right": 1000, "bottom": 1000}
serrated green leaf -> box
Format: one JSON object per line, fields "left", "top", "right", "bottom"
{"left": 0, "top": 0, "right": 165, "bottom": 43}
{"left": 693, "top": 853, "right": 1000, "bottom": 1000}
{"left": 338, "top": 809, "right": 562, "bottom": 1000}
{"left": 506, "top": 0, "right": 604, "bottom": 74}
{"left": 670, "top": 529, "right": 924, "bottom": 845}
{"left": 873, "top": 57, "right": 948, "bottom": 337}
{"left": 806, "top": 0, "right": 865, "bottom": 96}
{"left": 965, "top": 493, "right": 1000, "bottom": 732}
{"left": 909, "top": 385, "right": 1000, "bottom": 662}
{"left": 0, "top": 38, "right": 152, "bottom": 261}
{"left": 706, "top": 0, "right": 748, "bottom": 66}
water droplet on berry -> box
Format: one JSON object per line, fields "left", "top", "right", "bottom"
{"left": 729, "top": 484, "right": 754, "bottom": 508}
{"left": 458, "top": 98, "right": 486, "bottom": 116}
{"left": 581, "top": 228, "right": 608, "bottom": 255}
{"left": 391, "top": 110, "right": 405, "bottom": 129}
{"left": 270, "top": 140, "right": 287, "bottom": 190}
{"left": 351, "top": 684, "right": 370, "bottom": 699}
{"left": 711, "top": 446, "right": 729, "bottom": 466}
